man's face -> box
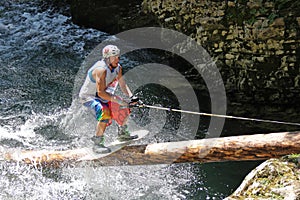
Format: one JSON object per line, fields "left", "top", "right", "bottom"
{"left": 109, "top": 55, "right": 120, "bottom": 67}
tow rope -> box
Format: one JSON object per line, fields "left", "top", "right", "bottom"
{"left": 137, "top": 104, "right": 300, "bottom": 127}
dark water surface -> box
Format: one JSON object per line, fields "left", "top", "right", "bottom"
{"left": 0, "top": 1, "right": 276, "bottom": 199}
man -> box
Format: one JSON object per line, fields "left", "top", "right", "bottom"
{"left": 79, "top": 44, "right": 138, "bottom": 153}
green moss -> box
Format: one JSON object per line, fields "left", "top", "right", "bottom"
{"left": 222, "top": 0, "right": 300, "bottom": 27}
{"left": 274, "top": 0, "right": 295, "bottom": 10}
{"left": 229, "top": 159, "right": 300, "bottom": 199}
{"left": 268, "top": 12, "right": 278, "bottom": 23}
{"left": 282, "top": 154, "right": 300, "bottom": 164}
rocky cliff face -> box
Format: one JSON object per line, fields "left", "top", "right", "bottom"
{"left": 142, "top": 0, "right": 300, "bottom": 106}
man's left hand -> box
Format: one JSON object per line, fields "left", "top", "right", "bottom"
{"left": 129, "top": 96, "right": 144, "bottom": 107}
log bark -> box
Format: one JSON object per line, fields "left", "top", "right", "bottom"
{"left": 2, "top": 131, "right": 300, "bottom": 167}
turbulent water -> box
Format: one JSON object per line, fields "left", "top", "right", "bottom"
{"left": 0, "top": 1, "right": 260, "bottom": 199}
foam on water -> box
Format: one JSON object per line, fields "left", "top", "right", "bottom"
{"left": 0, "top": 0, "right": 106, "bottom": 135}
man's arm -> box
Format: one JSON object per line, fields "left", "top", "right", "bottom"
{"left": 118, "top": 66, "right": 133, "bottom": 97}
{"left": 94, "top": 68, "right": 125, "bottom": 104}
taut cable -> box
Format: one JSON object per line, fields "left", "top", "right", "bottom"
{"left": 140, "top": 104, "right": 300, "bottom": 126}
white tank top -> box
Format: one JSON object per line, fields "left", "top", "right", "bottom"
{"left": 79, "top": 59, "right": 120, "bottom": 103}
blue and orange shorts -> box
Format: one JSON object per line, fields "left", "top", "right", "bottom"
{"left": 84, "top": 99, "right": 130, "bottom": 126}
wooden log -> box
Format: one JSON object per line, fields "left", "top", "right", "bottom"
{"left": 1, "top": 131, "right": 300, "bottom": 167}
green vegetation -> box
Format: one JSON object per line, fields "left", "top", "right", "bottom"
{"left": 273, "top": 0, "right": 299, "bottom": 10}
{"left": 223, "top": 0, "right": 299, "bottom": 26}
{"left": 231, "top": 158, "right": 300, "bottom": 199}
{"left": 282, "top": 154, "right": 300, "bottom": 164}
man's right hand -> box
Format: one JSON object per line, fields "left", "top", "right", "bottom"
{"left": 119, "top": 100, "right": 129, "bottom": 108}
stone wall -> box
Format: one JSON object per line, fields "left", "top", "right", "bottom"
{"left": 142, "top": 0, "right": 300, "bottom": 106}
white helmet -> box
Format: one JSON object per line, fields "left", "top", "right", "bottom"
{"left": 102, "top": 45, "right": 120, "bottom": 59}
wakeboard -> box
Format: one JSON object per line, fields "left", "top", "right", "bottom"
{"left": 77, "top": 129, "right": 149, "bottom": 161}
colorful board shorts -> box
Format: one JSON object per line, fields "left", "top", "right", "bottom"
{"left": 84, "top": 99, "right": 130, "bottom": 126}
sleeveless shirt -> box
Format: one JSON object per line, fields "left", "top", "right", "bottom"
{"left": 79, "top": 59, "right": 120, "bottom": 103}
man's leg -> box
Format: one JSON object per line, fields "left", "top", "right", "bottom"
{"left": 92, "top": 121, "right": 111, "bottom": 153}
{"left": 96, "top": 121, "right": 107, "bottom": 137}
{"left": 109, "top": 101, "right": 138, "bottom": 141}
{"left": 91, "top": 101, "right": 111, "bottom": 153}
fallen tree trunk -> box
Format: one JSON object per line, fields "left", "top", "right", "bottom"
{"left": 2, "top": 131, "right": 300, "bottom": 167}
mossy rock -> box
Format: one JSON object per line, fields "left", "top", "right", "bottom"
{"left": 226, "top": 158, "right": 300, "bottom": 199}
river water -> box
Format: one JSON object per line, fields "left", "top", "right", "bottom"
{"left": 0, "top": 1, "right": 263, "bottom": 199}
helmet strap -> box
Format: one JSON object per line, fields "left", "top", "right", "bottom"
{"left": 110, "top": 64, "right": 115, "bottom": 73}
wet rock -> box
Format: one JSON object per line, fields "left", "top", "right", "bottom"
{"left": 270, "top": 17, "right": 285, "bottom": 27}
{"left": 225, "top": 157, "right": 300, "bottom": 199}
